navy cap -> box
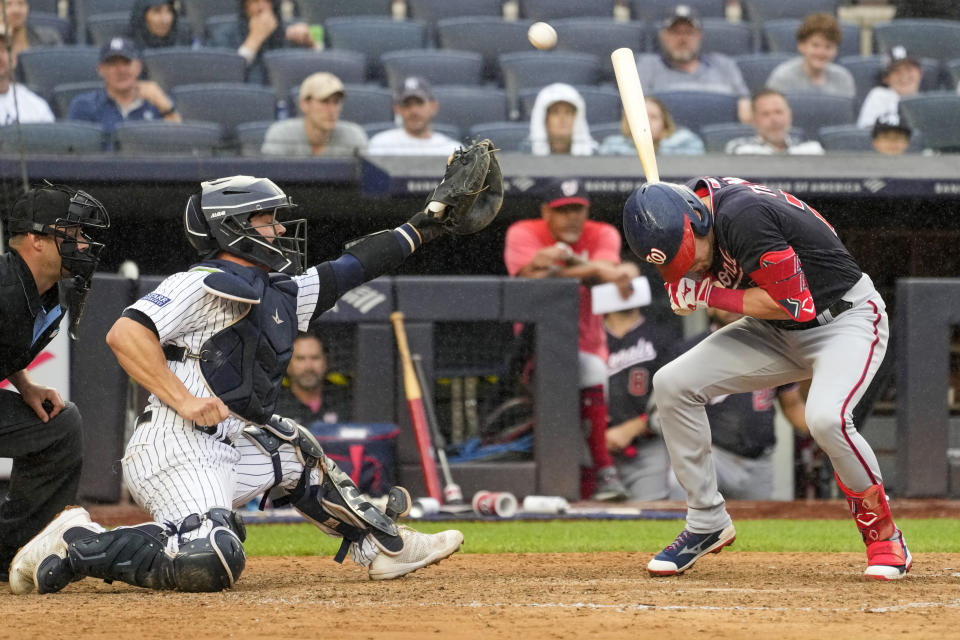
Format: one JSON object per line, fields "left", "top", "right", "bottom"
{"left": 539, "top": 178, "right": 590, "bottom": 208}
{"left": 872, "top": 112, "right": 911, "bottom": 138}
{"left": 394, "top": 76, "right": 434, "bottom": 103}
{"left": 99, "top": 36, "right": 140, "bottom": 63}
{"left": 662, "top": 4, "right": 702, "bottom": 30}
{"left": 884, "top": 45, "right": 920, "bottom": 75}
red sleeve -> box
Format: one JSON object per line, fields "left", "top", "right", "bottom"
{"left": 504, "top": 221, "right": 546, "bottom": 276}
{"left": 584, "top": 222, "right": 621, "bottom": 263}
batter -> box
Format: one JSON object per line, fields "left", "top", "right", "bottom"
{"left": 622, "top": 177, "right": 910, "bottom": 581}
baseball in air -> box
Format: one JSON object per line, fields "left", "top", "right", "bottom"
{"left": 528, "top": 21, "right": 557, "bottom": 50}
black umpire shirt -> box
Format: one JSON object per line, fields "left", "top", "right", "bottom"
{"left": 0, "top": 250, "right": 66, "bottom": 381}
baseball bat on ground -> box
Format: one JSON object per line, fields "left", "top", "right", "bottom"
{"left": 411, "top": 354, "right": 464, "bottom": 505}
{"left": 611, "top": 47, "right": 660, "bottom": 184}
{"left": 390, "top": 311, "right": 443, "bottom": 502}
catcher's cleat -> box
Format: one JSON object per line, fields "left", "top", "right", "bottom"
{"left": 647, "top": 525, "right": 736, "bottom": 576}
{"left": 367, "top": 526, "right": 463, "bottom": 581}
{"left": 9, "top": 506, "right": 93, "bottom": 595}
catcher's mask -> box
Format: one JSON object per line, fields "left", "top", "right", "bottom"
{"left": 5, "top": 184, "right": 110, "bottom": 287}
{"left": 184, "top": 175, "right": 307, "bottom": 275}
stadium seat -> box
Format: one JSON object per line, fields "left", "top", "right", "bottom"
{"left": 468, "top": 121, "right": 530, "bottom": 152}
{"left": 263, "top": 49, "right": 367, "bottom": 103}
{"left": 872, "top": 19, "right": 960, "bottom": 63}
{"left": 113, "top": 120, "right": 223, "bottom": 156}
{"left": 181, "top": 0, "right": 236, "bottom": 43}
{"left": 85, "top": 11, "right": 129, "bottom": 46}
{"left": 698, "top": 18, "right": 755, "bottom": 56}
{"left": 407, "top": 0, "right": 502, "bottom": 23}
{"left": 323, "top": 17, "right": 427, "bottom": 81}
{"left": 51, "top": 81, "right": 103, "bottom": 119}
{"left": 552, "top": 18, "right": 648, "bottom": 81}
{"left": 75, "top": 0, "right": 136, "bottom": 43}
{"left": 431, "top": 86, "right": 508, "bottom": 134}
{"left": 436, "top": 17, "right": 532, "bottom": 82}
{"left": 0, "top": 122, "right": 105, "bottom": 153}
{"left": 630, "top": 0, "right": 726, "bottom": 21}
{"left": 338, "top": 84, "right": 394, "bottom": 124}
{"left": 296, "top": 0, "right": 392, "bottom": 26}
{"left": 143, "top": 48, "right": 247, "bottom": 92}
{"left": 590, "top": 120, "right": 624, "bottom": 142}
{"left": 29, "top": 0, "right": 61, "bottom": 13}
{"left": 17, "top": 46, "right": 101, "bottom": 101}
{"left": 699, "top": 122, "right": 757, "bottom": 152}
{"left": 204, "top": 14, "right": 238, "bottom": 43}
{"left": 839, "top": 55, "right": 943, "bottom": 109}
{"left": 26, "top": 12, "right": 72, "bottom": 43}
{"left": 381, "top": 49, "right": 484, "bottom": 91}
{"left": 817, "top": 124, "right": 873, "bottom": 152}
{"left": 763, "top": 18, "right": 860, "bottom": 59}
{"left": 741, "top": 0, "right": 838, "bottom": 24}
{"left": 518, "top": 0, "right": 616, "bottom": 21}
{"left": 899, "top": 92, "right": 960, "bottom": 152}
{"left": 783, "top": 92, "right": 855, "bottom": 138}
{"left": 517, "top": 84, "right": 622, "bottom": 123}
{"left": 650, "top": 90, "right": 740, "bottom": 134}
{"left": 236, "top": 120, "right": 275, "bottom": 156}
{"left": 947, "top": 59, "right": 960, "bottom": 91}
{"left": 499, "top": 51, "right": 603, "bottom": 119}
{"left": 171, "top": 83, "right": 277, "bottom": 140}
{"left": 735, "top": 52, "right": 793, "bottom": 95}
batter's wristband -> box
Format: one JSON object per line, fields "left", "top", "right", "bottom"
{"left": 707, "top": 286, "right": 744, "bottom": 314}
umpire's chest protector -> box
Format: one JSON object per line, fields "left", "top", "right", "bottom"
{"left": 195, "top": 261, "right": 299, "bottom": 425}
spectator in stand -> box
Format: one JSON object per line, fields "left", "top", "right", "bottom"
{"left": 367, "top": 76, "right": 460, "bottom": 156}
{"left": 857, "top": 46, "right": 922, "bottom": 128}
{"left": 871, "top": 113, "right": 912, "bottom": 155}
{"left": 261, "top": 72, "right": 367, "bottom": 156}
{"left": 0, "top": 26, "right": 53, "bottom": 125}
{"left": 209, "top": 0, "right": 313, "bottom": 85}
{"left": 526, "top": 82, "right": 596, "bottom": 156}
{"left": 636, "top": 5, "right": 751, "bottom": 124}
{"left": 273, "top": 333, "right": 350, "bottom": 426}
{"left": 599, "top": 96, "right": 704, "bottom": 156}
{"left": 127, "top": 0, "right": 194, "bottom": 50}
{"left": 725, "top": 89, "right": 824, "bottom": 155}
{"left": 68, "top": 37, "right": 180, "bottom": 135}
{"left": 504, "top": 179, "right": 635, "bottom": 502}
{"left": 766, "top": 13, "right": 855, "bottom": 99}
{"left": 0, "top": 0, "right": 61, "bottom": 61}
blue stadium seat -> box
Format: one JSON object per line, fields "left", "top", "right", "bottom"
{"left": 75, "top": 0, "right": 136, "bottom": 43}
{"left": 143, "top": 48, "right": 247, "bottom": 92}
{"left": 113, "top": 120, "right": 224, "bottom": 156}
{"left": 783, "top": 92, "right": 855, "bottom": 138}
{"left": 29, "top": 0, "right": 61, "bottom": 13}
{"left": 236, "top": 120, "right": 275, "bottom": 156}
{"left": 872, "top": 19, "right": 960, "bottom": 63}
{"left": 742, "top": 0, "right": 838, "bottom": 24}
{"left": 735, "top": 52, "right": 793, "bottom": 95}
{"left": 381, "top": 49, "right": 484, "bottom": 90}
{"left": 324, "top": 17, "right": 427, "bottom": 81}
{"left": 763, "top": 19, "right": 860, "bottom": 59}
{"left": 630, "top": 0, "right": 726, "bottom": 21}
{"left": 297, "top": 0, "right": 392, "bottom": 26}
{"left": 17, "top": 46, "right": 101, "bottom": 101}
{"left": 590, "top": 120, "right": 624, "bottom": 142}
{"left": 517, "top": 84, "right": 622, "bottom": 124}
{"left": 263, "top": 49, "right": 367, "bottom": 103}
{"left": 407, "top": 0, "right": 502, "bottom": 23}
{"left": 468, "top": 121, "right": 530, "bottom": 152}
{"left": 699, "top": 18, "right": 756, "bottom": 56}
{"left": 817, "top": 124, "right": 873, "bottom": 152}
{"left": 552, "top": 18, "right": 648, "bottom": 81}
{"left": 436, "top": 17, "right": 531, "bottom": 82}
{"left": 699, "top": 122, "right": 757, "bottom": 152}
{"left": 499, "top": 51, "right": 603, "bottom": 119}
{"left": 51, "top": 81, "right": 103, "bottom": 119}
{"left": 650, "top": 90, "right": 740, "bottom": 134}
{"left": 431, "top": 86, "right": 508, "bottom": 134}
{"left": 181, "top": 0, "right": 236, "bottom": 43}
{"left": 85, "top": 11, "right": 129, "bottom": 46}
{"left": 171, "top": 83, "right": 277, "bottom": 140}
{"left": 839, "top": 55, "right": 943, "bottom": 109}
{"left": 899, "top": 92, "right": 960, "bottom": 152}
{"left": 519, "top": 0, "right": 615, "bottom": 21}
{"left": 947, "top": 59, "right": 960, "bottom": 90}
{"left": 0, "top": 122, "right": 105, "bottom": 153}
{"left": 26, "top": 12, "right": 72, "bottom": 43}
{"left": 204, "top": 14, "right": 238, "bottom": 43}
{"left": 338, "top": 84, "right": 394, "bottom": 124}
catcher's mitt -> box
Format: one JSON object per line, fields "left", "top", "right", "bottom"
{"left": 424, "top": 138, "right": 504, "bottom": 235}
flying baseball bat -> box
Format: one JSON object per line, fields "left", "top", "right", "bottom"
{"left": 390, "top": 311, "right": 443, "bottom": 502}
{"left": 411, "top": 353, "right": 464, "bottom": 505}
{"left": 611, "top": 47, "right": 660, "bottom": 184}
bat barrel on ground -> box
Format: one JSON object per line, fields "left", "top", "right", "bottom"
{"left": 412, "top": 354, "right": 464, "bottom": 505}
{"left": 611, "top": 47, "right": 660, "bottom": 184}
{"left": 390, "top": 311, "right": 443, "bottom": 502}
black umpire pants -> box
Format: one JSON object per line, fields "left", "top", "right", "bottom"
{"left": 0, "top": 388, "right": 83, "bottom": 575}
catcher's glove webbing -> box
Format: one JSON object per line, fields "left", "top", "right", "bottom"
{"left": 423, "top": 139, "right": 504, "bottom": 236}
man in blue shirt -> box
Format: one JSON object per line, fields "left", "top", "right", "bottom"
{"left": 67, "top": 36, "right": 180, "bottom": 135}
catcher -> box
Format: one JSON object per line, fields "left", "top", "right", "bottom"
{"left": 9, "top": 141, "right": 503, "bottom": 594}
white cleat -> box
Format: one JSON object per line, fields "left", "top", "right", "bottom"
{"left": 368, "top": 526, "right": 463, "bottom": 580}
{"left": 9, "top": 507, "right": 92, "bottom": 595}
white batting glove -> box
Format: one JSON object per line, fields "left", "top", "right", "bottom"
{"left": 665, "top": 277, "right": 712, "bottom": 316}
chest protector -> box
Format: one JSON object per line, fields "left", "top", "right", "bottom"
{"left": 195, "top": 261, "right": 299, "bottom": 424}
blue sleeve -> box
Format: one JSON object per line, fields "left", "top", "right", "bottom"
{"left": 67, "top": 94, "right": 94, "bottom": 122}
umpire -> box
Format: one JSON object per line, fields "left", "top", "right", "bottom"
{"left": 0, "top": 185, "right": 109, "bottom": 581}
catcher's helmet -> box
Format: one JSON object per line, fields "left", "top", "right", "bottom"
{"left": 622, "top": 181, "right": 711, "bottom": 282}
{"left": 184, "top": 175, "right": 307, "bottom": 275}
{"left": 4, "top": 184, "right": 110, "bottom": 286}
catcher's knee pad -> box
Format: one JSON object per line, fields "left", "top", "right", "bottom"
{"left": 173, "top": 526, "right": 245, "bottom": 592}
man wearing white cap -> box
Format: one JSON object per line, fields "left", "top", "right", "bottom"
{"left": 261, "top": 72, "right": 367, "bottom": 157}
{"left": 367, "top": 76, "right": 460, "bottom": 156}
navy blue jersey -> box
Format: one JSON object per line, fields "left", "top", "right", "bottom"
{"left": 688, "top": 177, "right": 861, "bottom": 315}
{"left": 605, "top": 315, "right": 670, "bottom": 427}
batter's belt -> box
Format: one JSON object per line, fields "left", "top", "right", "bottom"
{"left": 134, "top": 409, "right": 228, "bottom": 441}
{"left": 771, "top": 298, "right": 853, "bottom": 331}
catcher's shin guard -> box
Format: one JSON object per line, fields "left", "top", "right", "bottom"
{"left": 836, "top": 475, "right": 912, "bottom": 580}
